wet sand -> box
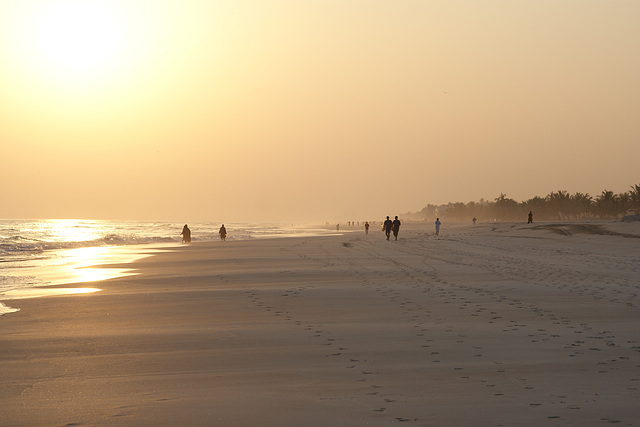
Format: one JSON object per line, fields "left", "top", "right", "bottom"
{"left": 1, "top": 222, "right": 639, "bottom": 426}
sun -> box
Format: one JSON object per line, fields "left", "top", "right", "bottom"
{"left": 32, "top": 1, "right": 123, "bottom": 75}
{"left": 2, "top": 0, "right": 132, "bottom": 88}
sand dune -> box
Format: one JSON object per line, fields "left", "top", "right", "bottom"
{"left": 1, "top": 222, "right": 639, "bottom": 426}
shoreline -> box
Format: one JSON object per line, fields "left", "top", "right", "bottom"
{"left": 0, "top": 223, "right": 343, "bottom": 307}
{"left": 1, "top": 222, "right": 638, "bottom": 425}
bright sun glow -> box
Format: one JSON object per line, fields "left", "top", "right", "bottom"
{"left": 3, "top": 0, "right": 145, "bottom": 90}
{"left": 33, "top": 1, "right": 123, "bottom": 74}
{"left": 43, "top": 219, "right": 102, "bottom": 243}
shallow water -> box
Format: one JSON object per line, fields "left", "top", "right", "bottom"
{"left": 0, "top": 219, "right": 334, "bottom": 313}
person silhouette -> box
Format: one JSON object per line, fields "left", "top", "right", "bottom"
{"left": 383, "top": 216, "right": 393, "bottom": 241}
{"left": 181, "top": 224, "right": 191, "bottom": 243}
{"left": 528, "top": 211, "right": 533, "bottom": 224}
{"left": 219, "top": 224, "right": 227, "bottom": 241}
{"left": 364, "top": 221, "right": 370, "bottom": 234}
{"left": 435, "top": 218, "right": 441, "bottom": 236}
{"left": 392, "top": 216, "right": 401, "bottom": 240}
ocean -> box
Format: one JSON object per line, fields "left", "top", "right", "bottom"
{"left": 0, "top": 219, "right": 332, "bottom": 315}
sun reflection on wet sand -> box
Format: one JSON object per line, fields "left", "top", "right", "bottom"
{"left": 2, "top": 287, "right": 101, "bottom": 300}
{"left": 52, "top": 246, "right": 146, "bottom": 285}
{"left": 2, "top": 246, "right": 164, "bottom": 302}
{"left": 16, "top": 246, "right": 150, "bottom": 290}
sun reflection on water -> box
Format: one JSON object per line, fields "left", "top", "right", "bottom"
{"left": 24, "top": 219, "right": 104, "bottom": 243}
{"left": 49, "top": 219, "right": 103, "bottom": 242}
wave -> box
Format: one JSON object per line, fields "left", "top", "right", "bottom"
{"left": 0, "top": 220, "right": 328, "bottom": 261}
{"left": 0, "top": 232, "right": 262, "bottom": 259}
{"left": 0, "top": 234, "right": 179, "bottom": 258}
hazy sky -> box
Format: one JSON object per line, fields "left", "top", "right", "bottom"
{"left": 2, "top": 1, "right": 639, "bottom": 222}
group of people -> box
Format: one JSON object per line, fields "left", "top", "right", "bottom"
{"left": 182, "top": 212, "right": 534, "bottom": 245}
{"left": 365, "top": 216, "right": 442, "bottom": 240}
{"left": 382, "top": 216, "right": 402, "bottom": 240}
{"left": 181, "top": 224, "right": 227, "bottom": 243}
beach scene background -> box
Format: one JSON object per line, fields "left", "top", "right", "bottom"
{"left": 1, "top": 0, "right": 639, "bottom": 425}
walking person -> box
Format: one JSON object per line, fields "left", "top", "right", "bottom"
{"left": 364, "top": 221, "right": 370, "bottom": 234}
{"left": 392, "top": 216, "right": 401, "bottom": 241}
{"left": 383, "top": 216, "right": 393, "bottom": 241}
{"left": 181, "top": 224, "right": 191, "bottom": 243}
{"left": 528, "top": 211, "right": 533, "bottom": 224}
{"left": 435, "top": 218, "right": 441, "bottom": 236}
{"left": 219, "top": 224, "right": 227, "bottom": 241}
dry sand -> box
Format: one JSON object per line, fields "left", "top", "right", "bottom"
{"left": 1, "top": 222, "right": 639, "bottom": 426}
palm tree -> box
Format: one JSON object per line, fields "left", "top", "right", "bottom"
{"left": 629, "top": 184, "right": 640, "bottom": 214}
{"left": 492, "top": 193, "right": 520, "bottom": 220}
{"left": 412, "top": 182, "right": 639, "bottom": 222}
{"left": 446, "top": 202, "right": 468, "bottom": 220}
{"left": 595, "top": 190, "right": 618, "bottom": 219}
{"left": 523, "top": 196, "right": 548, "bottom": 220}
{"left": 569, "top": 192, "right": 593, "bottom": 220}
{"left": 546, "top": 190, "right": 571, "bottom": 220}
{"left": 617, "top": 192, "right": 632, "bottom": 216}
{"left": 419, "top": 204, "right": 439, "bottom": 220}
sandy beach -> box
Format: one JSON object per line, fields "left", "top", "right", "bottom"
{"left": 1, "top": 222, "right": 639, "bottom": 426}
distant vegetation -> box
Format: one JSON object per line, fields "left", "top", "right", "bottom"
{"left": 403, "top": 184, "right": 640, "bottom": 222}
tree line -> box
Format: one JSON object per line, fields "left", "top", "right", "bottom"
{"left": 403, "top": 184, "right": 640, "bottom": 222}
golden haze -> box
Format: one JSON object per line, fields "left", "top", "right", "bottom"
{"left": 1, "top": 1, "right": 639, "bottom": 222}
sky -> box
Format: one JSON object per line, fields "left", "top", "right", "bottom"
{"left": 1, "top": 0, "right": 639, "bottom": 223}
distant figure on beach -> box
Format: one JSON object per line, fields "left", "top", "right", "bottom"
{"left": 383, "top": 216, "right": 393, "bottom": 241}
{"left": 473, "top": 217, "right": 477, "bottom": 225}
{"left": 528, "top": 211, "right": 533, "bottom": 224}
{"left": 392, "top": 216, "right": 401, "bottom": 240}
{"left": 181, "top": 224, "right": 191, "bottom": 243}
{"left": 364, "top": 222, "right": 370, "bottom": 234}
{"left": 435, "top": 218, "right": 441, "bottom": 236}
{"left": 336, "top": 224, "right": 340, "bottom": 232}
{"left": 219, "top": 224, "right": 227, "bottom": 241}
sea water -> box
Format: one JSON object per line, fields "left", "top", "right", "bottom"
{"left": 0, "top": 219, "right": 331, "bottom": 315}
